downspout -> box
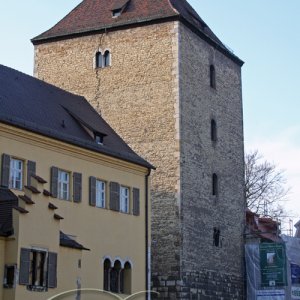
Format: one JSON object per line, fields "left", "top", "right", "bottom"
{"left": 145, "top": 168, "right": 151, "bottom": 298}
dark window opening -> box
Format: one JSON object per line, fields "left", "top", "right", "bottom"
{"left": 211, "top": 119, "right": 217, "bottom": 142}
{"left": 210, "top": 65, "right": 216, "bottom": 89}
{"left": 123, "top": 262, "right": 131, "bottom": 294}
{"left": 212, "top": 173, "right": 218, "bottom": 196}
{"left": 213, "top": 227, "right": 221, "bottom": 247}
{"left": 30, "top": 250, "right": 46, "bottom": 289}
{"left": 104, "top": 51, "right": 111, "bottom": 67}
{"left": 95, "top": 133, "right": 104, "bottom": 145}
{"left": 104, "top": 259, "right": 131, "bottom": 294}
{"left": 95, "top": 51, "right": 110, "bottom": 69}
{"left": 19, "top": 248, "right": 57, "bottom": 291}
{"left": 96, "top": 52, "right": 103, "bottom": 68}
{"left": 103, "top": 259, "right": 111, "bottom": 291}
{"left": 3, "top": 265, "right": 15, "bottom": 288}
{"left": 112, "top": 8, "right": 122, "bottom": 17}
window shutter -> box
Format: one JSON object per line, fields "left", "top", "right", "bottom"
{"left": 19, "top": 248, "right": 30, "bottom": 285}
{"left": 133, "top": 188, "right": 140, "bottom": 216}
{"left": 89, "top": 176, "right": 96, "bottom": 206}
{"left": 73, "top": 172, "right": 82, "bottom": 203}
{"left": 1, "top": 154, "right": 10, "bottom": 188}
{"left": 50, "top": 167, "right": 59, "bottom": 198}
{"left": 47, "top": 252, "right": 57, "bottom": 288}
{"left": 109, "top": 182, "right": 120, "bottom": 211}
{"left": 27, "top": 160, "right": 36, "bottom": 186}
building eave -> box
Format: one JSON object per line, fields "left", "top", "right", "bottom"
{"left": 32, "top": 15, "right": 243, "bottom": 67}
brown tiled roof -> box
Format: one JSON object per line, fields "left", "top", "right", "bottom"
{"left": 31, "top": 0, "right": 243, "bottom": 65}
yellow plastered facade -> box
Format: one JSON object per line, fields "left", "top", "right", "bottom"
{"left": 0, "top": 122, "right": 150, "bottom": 300}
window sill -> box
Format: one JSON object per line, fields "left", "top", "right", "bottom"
{"left": 27, "top": 285, "right": 48, "bottom": 292}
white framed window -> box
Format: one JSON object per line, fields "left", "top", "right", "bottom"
{"left": 58, "top": 170, "right": 70, "bottom": 200}
{"left": 96, "top": 180, "right": 106, "bottom": 208}
{"left": 9, "top": 158, "right": 23, "bottom": 190}
{"left": 120, "top": 186, "right": 129, "bottom": 213}
{"left": 95, "top": 50, "right": 111, "bottom": 69}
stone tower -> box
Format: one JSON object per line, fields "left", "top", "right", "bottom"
{"left": 32, "top": 0, "right": 245, "bottom": 298}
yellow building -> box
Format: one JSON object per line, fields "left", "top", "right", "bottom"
{"left": 0, "top": 64, "right": 153, "bottom": 300}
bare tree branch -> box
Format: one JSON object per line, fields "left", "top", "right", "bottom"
{"left": 245, "top": 150, "right": 290, "bottom": 220}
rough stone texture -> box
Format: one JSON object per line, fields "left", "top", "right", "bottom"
{"left": 178, "top": 24, "right": 245, "bottom": 275}
{"left": 34, "top": 19, "right": 245, "bottom": 299}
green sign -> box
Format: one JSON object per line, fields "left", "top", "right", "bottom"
{"left": 260, "top": 243, "right": 287, "bottom": 287}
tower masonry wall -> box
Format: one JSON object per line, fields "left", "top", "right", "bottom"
{"left": 34, "top": 19, "right": 245, "bottom": 299}
{"left": 34, "top": 21, "right": 182, "bottom": 276}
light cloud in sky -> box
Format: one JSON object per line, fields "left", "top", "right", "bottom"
{"left": 246, "top": 125, "right": 300, "bottom": 233}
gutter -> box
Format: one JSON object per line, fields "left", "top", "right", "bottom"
{"left": 145, "top": 168, "right": 151, "bottom": 299}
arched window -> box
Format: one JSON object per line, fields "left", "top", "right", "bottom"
{"left": 103, "top": 259, "right": 111, "bottom": 291}
{"left": 212, "top": 173, "right": 218, "bottom": 196}
{"left": 211, "top": 119, "right": 217, "bottom": 142}
{"left": 210, "top": 65, "right": 216, "bottom": 88}
{"left": 103, "top": 259, "right": 132, "bottom": 294}
{"left": 110, "top": 260, "right": 121, "bottom": 293}
{"left": 123, "top": 262, "right": 132, "bottom": 294}
{"left": 104, "top": 50, "right": 111, "bottom": 67}
{"left": 96, "top": 52, "right": 103, "bottom": 68}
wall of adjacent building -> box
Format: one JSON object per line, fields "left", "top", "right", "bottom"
{"left": 0, "top": 122, "right": 149, "bottom": 300}
{"left": 0, "top": 240, "right": 4, "bottom": 300}
{"left": 34, "top": 21, "right": 181, "bottom": 277}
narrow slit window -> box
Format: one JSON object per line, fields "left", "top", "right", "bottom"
{"left": 211, "top": 119, "right": 217, "bottom": 142}
{"left": 210, "top": 65, "right": 216, "bottom": 89}
{"left": 212, "top": 173, "right": 218, "bottom": 196}
{"left": 213, "top": 228, "right": 221, "bottom": 247}
{"left": 96, "top": 52, "right": 103, "bottom": 68}
{"left": 104, "top": 51, "right": 111, "bottom": 67}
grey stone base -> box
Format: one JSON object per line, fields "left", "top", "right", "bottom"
{"left": 152, "top": 271, "right": 244, "bottom": 300}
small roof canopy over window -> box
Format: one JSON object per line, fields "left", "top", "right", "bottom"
{"left": 111, "top": 0, "right": 131, "bottom": 17}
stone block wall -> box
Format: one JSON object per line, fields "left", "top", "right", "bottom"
{"left": 34, "top": 21, "right": 182, "bottom": 275}
{"left": 34, "top": 19, "right": 245, "bottom": 299}
{"left": 178, "top": 23, "right": 245, "bottom": 297}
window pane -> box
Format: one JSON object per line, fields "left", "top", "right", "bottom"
{"left": 9, "top": 159, "right": 23, "bottom": 190}
{"left": 58, "top": 170, "right": 69, "bottom": 200}
{"left": 96, "top": 180, "right": 105, "bottom": 208}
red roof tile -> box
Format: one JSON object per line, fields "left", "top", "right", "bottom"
{"left": 31, "top": 0, "right": 243, "bottom": 65}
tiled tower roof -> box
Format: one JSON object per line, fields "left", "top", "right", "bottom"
{"left": 31, "top": 0, "right": 243, "bottom": 65}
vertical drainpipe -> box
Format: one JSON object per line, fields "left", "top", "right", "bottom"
{"left": 145, "top": 168, "right": 151, "bottom": 299}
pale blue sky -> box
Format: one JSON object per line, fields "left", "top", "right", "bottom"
{"left": 0, "top": 1, "right": 299, "bottom": 228}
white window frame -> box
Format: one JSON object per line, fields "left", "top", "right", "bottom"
{"left": 58, "top": 170, "right": 70, "bottom": 200}
{"left": 120, "top": 186, "right": 129, "bottom": 213}
{"left": 9, "top": 158, "right": 23, "bottom": 190}
{"left": 96, "top": 179, "right": 106, "bottom": 208}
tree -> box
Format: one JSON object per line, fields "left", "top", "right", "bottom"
{"left": 245, "top": 150, "right": 289, "bottom": 219}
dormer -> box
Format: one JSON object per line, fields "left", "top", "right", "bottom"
{"left": 111, "top": 0, "right": 131, "bottom": 18}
